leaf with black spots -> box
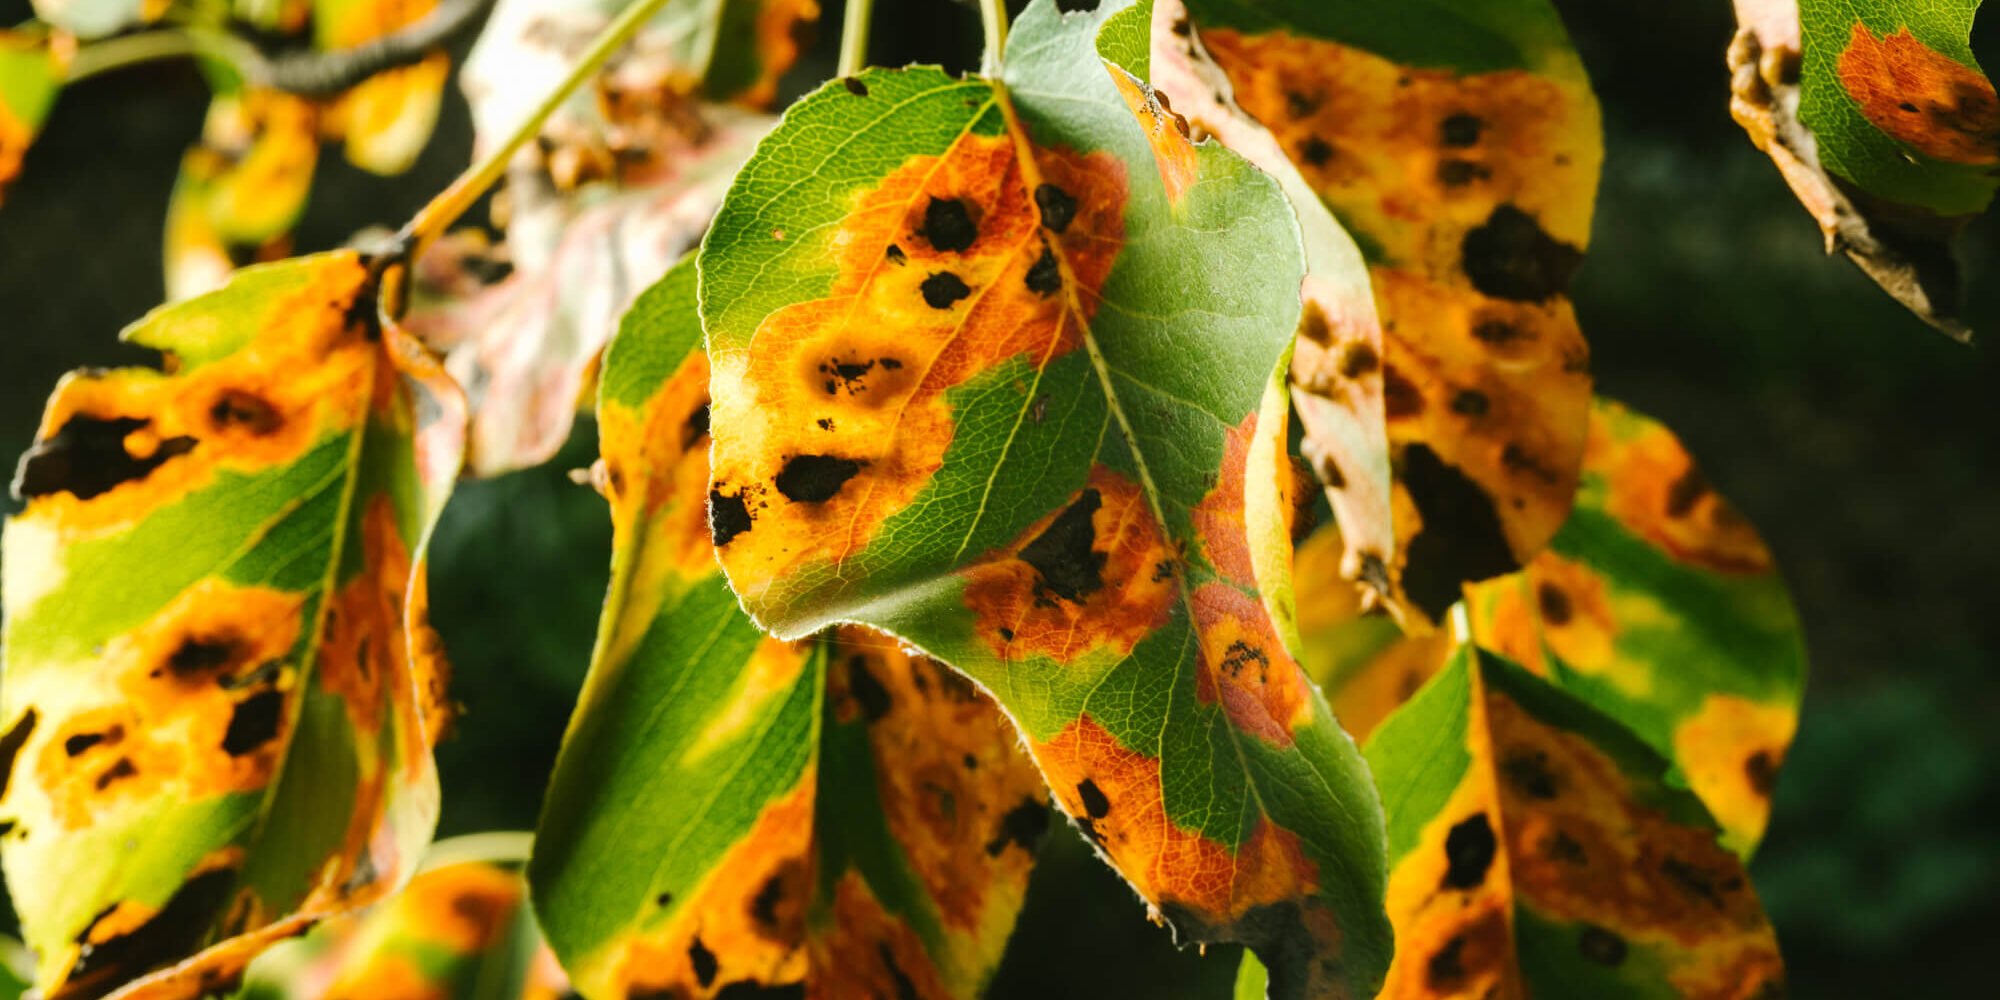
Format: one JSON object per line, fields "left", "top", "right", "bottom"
{"left": 697, "top": 2, "right": 1391, "bottom": 995}
{"left": 0, "top": 252, "right": 467, "bottom": 999}
{"left": 529, "top": 260, "right": 1047, "bottom": 1000}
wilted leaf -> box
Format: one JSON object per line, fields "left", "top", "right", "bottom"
{"left": 1185, "top": 0, "right": 1599, "bottom": 626}
{"left": 1148, "top": 0, "right": 1394, "bottom": 616}
{"left": 0, "top": 252, "right": 467, "bottom": 999}
{"left": 1730, "top": 0, "right": 1991, "bottom": 340}
{"left": 0, "top": 25, "right": 70, "bottom": 205}
{"left": 1464, "top": 399, "right": 1806, "bottom": 857}
{"left": 165, "top": 92, "right": 319, "bottom": 301}
{"left": 403, "top": 107, "right": 765, "bottom": 475}
{"left": 529, "top": 260, "right": 1047, "bottom": 1000}
{"left": 313, "top": 0, "right": 452, "bottom": 176}
{"left": 697, "top": 1, "right": 1391, "bottom": 994}
{"left": 233, "top": 836, "right": 569, "bottom": 1000}
{"left": 1364, "top": 645, "right": 1785, "bottom": 998}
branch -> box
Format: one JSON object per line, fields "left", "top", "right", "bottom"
{"left": 261, "top": 0, "right": 495, "bottom": 98}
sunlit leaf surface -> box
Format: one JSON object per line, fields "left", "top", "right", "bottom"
{"left": 698, "top": 1, "right": 1390, "bottom": 994}
{"left": 0, "top": 26, "right": 67, "bottom": 206}
{"left": 0, "top": 253, "right": 466, "bottom": 999}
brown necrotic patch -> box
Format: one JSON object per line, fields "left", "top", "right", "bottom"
{"left": 774, "top": 454, "right": 863, "bottom": 503}
{"left": 1192, "top": 584, "right": 1312, "bottom": 747}
{"left": 14, "top": 415, "right": 196, "bottom": 502}
{"left": 1591, "top": 409, "right": 1773, "bottom": 575}
{"left": 962, "top": 469, "right": 1173, "bottom": 664}
{"left": 1838, "top": 23, "right": 2000, "bottom": 164}
{"left": 1460, "top": 205, "right": 1582, "bottom": 303}
{"left": 1440, "top": 812, "right": 1497, "bottom": 890}
{"left": 63, "top": 862, "right": 241, "bottom": 999}
{"left": 705, "top": 135, "right": 1127, "bottom": 593}
{"left": 1398, "top": 444, "right": 1517, "bottom": 622}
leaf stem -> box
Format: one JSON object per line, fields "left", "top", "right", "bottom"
{"left": 398, "top": 0, "right": 674, "bottom": 258}
{"left": 978, "top": 0, "right": 1009, "bottom": 77}
{"left": 64, "top": 28, "right": 262, "bottom": 84}
{"left": 837, "top": 0, "right": 876, "bottom": 77}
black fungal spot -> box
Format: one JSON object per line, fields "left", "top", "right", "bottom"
{"left": 1450, "top": 389, "right": 1490, "bottom": 417}
{"left": 817, "top": 418, "right": 835, "bottom": 431}
{"left": 919, "top": 271, "right": 971, "bottom": 309}
{"left": 66, "top": 865, "right": 237, "bottom": 995}
{"left": 1150, "top": 559, "right": 1175, "bottom": 582}
{"left": 1662, "top": 857, "right": 1726, "bottom": 908}
{"left": 774, "top": 454, "right": 862, "bottom": 503}
{"left": 1440, "top": 813, "right": 1497, "bottom": 891}
{"left": 1461, "top": 204, "right": 1584, "bottom": 302}
{"left": 1400, "top": 445, "right": 1516, "bottom": 622}
{"left": 843, "top": 76, "right": 869, "bottom": 97}
{"left": 1285, "top": 90, "right": 1322, "bottom": 119}
{"left": 209, "top": 390, "right": 283, "bottom": 436}
{"left": 880, "top": 942, "right": 919, "bottom": 1000}
{"left": 996, "top": 626, "right": 1014, "bottom": 642}
{"left": 712, "top": 488, "right": 756, "bottom": 544}
{"left": 1337, "top": 342, "right": 1379, "bottom": 379}
{"left": 1440, "top": 113, "right": 1484, "bottom": 147}
{"left": 1501, "top": 749, "right": 1558, "bottom": 799}
{"left": 847, "top": 655, "right": 892, "bottom": 722}
{"left": 1542, "top": 829, "right": 1587, "bottom": 865}
{"left": 168, "top": 636, "right": 241, "bottom": 678}
{"left": 1076, "top": 778, "right": 1111, "bottom": 819}
{"left": 1358, "top": 553, "right": 1392, "bottom": 595}
{"left": 714, "top": 982, "right": 805, "bottom": 1000}
{"left": 656, "top": 891, "right": 673, "bottom": 907}
{"left": 1746, "top": 750, "right": 1778, "bottom": 797}
{"left": 885, "top": 243, "right": 907, "bottom": 264}
{"left": 1898, "top": 101, "right": 1919, "bottom": 113}
{"left": 14, "top": 414, "right": 197, "bottom": 502}
{"left": 1578, "top": 924, "right": 1628, "bottom": 966}
{"left": 1426, "top": 934, "right": 1466, "bottom": 987}
{"left": 1025, "top": 245, "right": 1062, "bottom": 296}
{"left": 751, "top": 873, "right": 786, "bottom": 928}
{"left": 1536, "top": 581, "right": 1572, "bottom": 626}
{"left": 0, "top": 709, "right": 36, "bottom": 800}
{"left": 921, "top": 197, "right": 978, "bottom": 252}
{"left": 1472, "top": 318, "right": 1524, "bottom": 346}
{"left": 1436, "top": 160, "right": 1487, "bottom": 187}
{"left": 985, "top": 797, "right": 1050, "bottom": 856}
{"left": 1665, "top": 466, "right": 1710, "bottom": 518}
{"left": 689, "top": 937, "right": 719, "bottom": 988}
{"left": 820, "top": 358, "right": 876, "bottom": 395}
{"left": 95, "top": 757, "right": 137, "bottom": 790}
{"left": 1382, "top": 366, "right": 1423, "bottom": 419}
{"left": 1297, "top": 135, "right": 1334, "bottom": 167}
{"left": 963, "top": 753, "right": 979, "bottom": 769}
{"left": 682, "top": 403, "right": 711, "bottom": 450}
{"left": 221, "top": 689, "right": 285, "bottom": 756}
{"left": 1018, "top": 489, "right": 1106, "bottom": 604}
{"left": 1220, "top": 640, "right": 1269, "bottom": 680}
{"left": 1034, "top": 184, "right": 1078, "bottom": 233}
{"left": 65, "top": 731, "right": 109, "bottom": 757}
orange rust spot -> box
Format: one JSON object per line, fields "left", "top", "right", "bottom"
{"left": 389, "top": 862, "right": 525, "bottom": 954}
{"left": 27, "top": 255, "right": 374, "bottom": 536}
{"left": 1465, "top": 572, "right": 1547, "bottom": 676}
{"left": 324, "top": 954, "right": 446, "bottom": 1000}
{"left": 709, "top": 135, "right": 1127, "bottom": 593}
{"left": 614, "top": 778, "right": 813, "bottom": 997}
{"left": 1110, "top": 72, "right": 1200, "bottom": 204}
{"left": 318, "top": 498, "right": 417, "bottom": 737}
{"left": 830, "top": 628, "right": 1042, "bottom": 942}
{"left": 1519, "top": 552, "right": 1616, "bottom": 672}
{"left": 600, "top": 350, "right": 716, "bottom": 578}
{"left": 1838, "top": 23, "right": 2000, "bottom": 164}
{"left": 1191, "top": 413, "right": 1257, "bottom": 586}
{"left": 1591, "top": 416, "right": 1771, "bottom": 575}
{"left": 1191, "top": 583, "right": 1312, "bottom": 747}
{"left": 961, "top": 467, "right": 1174, "bottom": 664}
{"left": 1035, "top": 715, "right": 1319, "bottom": 921}
{"left": 810, "top": 871, "right": 954, "bottom": 1000}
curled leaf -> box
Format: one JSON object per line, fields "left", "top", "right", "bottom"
{"left": 0, "top": 253, "right": 466, "bottom": 999}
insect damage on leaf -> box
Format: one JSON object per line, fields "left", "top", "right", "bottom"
{"left": 532, "top": 261, "right": 1045, "bottom": 1000}
{"left": 700, "top": 3, "right": 1393, "bottom": 994}
{"left": 1366, "top": 648, "right": 1786, "bottom": 998}
{"left": 0, "top": 252, "right": 466, "bottom": 1000}
{"left": 1190, "top": 0, "right": 1598, "bottom": 626}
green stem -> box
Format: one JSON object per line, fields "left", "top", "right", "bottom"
{"left": 399, "top": 0, "right": 675, "bottom": 255}
{"left": 838, "top": 0, "right": 876, "bottom": 77}
{"left": 978, "top": 0, "right": 1009, "bottom": 77}
{"left": 64, "top": 28, "right": 266, "bottom": 85}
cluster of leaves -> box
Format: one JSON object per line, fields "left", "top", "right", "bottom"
{"left": 0, "top": 0, "right": 1983, "bottom": 997}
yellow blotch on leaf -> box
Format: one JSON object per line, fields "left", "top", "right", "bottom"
{"left": 1672, "top": 694, "right": 1797, "bottom": 856}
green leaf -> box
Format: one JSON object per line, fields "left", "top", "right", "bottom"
{"left": 1730, "top": 0, "right": 1991, "bottom": 339}
{"left": 1183, "top": 0, "right": 1600, "bottom": 626}
{"left": 1464, "top": 398, "right": 1807, "bottom": 857}
{"left": 233, "top": 835, "right": 565, "bottom": 1000}
{"left": 530, "top": 259, "right": 1049, "bottom": 999}
{"left": 0, "top": 25, "right": 67, "bottom": 205}
{"left": 1364, "top": 646, "right": 1786, "bottom": 997}
{"left": 696, "top": 1, "right": 1391, "bottom": 994}
{"left": 0, "top": 253, "right": 466, "bottom": 999}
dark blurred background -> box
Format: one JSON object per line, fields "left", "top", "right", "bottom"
{"left": 1, "top": 0, "right": 1996, "bottom": 996}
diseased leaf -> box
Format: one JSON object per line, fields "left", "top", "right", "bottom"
{"left": 1730, "top": 0, "right": 1990, "bottom": 340}
{"left": 0, "top": 25, "right": 70, "bottom": 206}
{"left": 1149, "top": 0, "right": 1395, "bottom": 616}
{"left": 234, "top": 837, "right": 569, "bottom": 1000}
{"left": 697, "top": 1, "right": 1391, "bottom": 994}
{"left": 1365, "top": 646, "right": 1785, "bottom": 998}
{"left": 530, "top": 259, "right": 1046, "bottom": 1000}
{"left": 1294, "top": 520, "right": 1451, "bottom": 748}
{"left": 403, "top": 108, "right": 766, "bottom": 475}
{"left": 313, "top": 0, "right": 452, "bottom": 176}
{"left": 165, "top": 92, "right": 320, "bottom": 301}
{"left": 0, "top": 252, "right": 467, "bottom": 999}
{"left": 1464, "top": 399, "right": 1806, "bottom": 857}
{"left": 1185, "top": 0, "right": 1599, "bottom": 626}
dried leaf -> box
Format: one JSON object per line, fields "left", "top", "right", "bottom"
{"left": 1185, "top": 0, "right": 1599, "bottom": 626}
{"left": 1730, "top": 0, "right": 1990, "bottom": 340}
{"left": 697, "top": 1, "right": 1391, "bottom": 994}
{"left": 0, "top": 253, "right": 467, "bottom": 999}
{"left": 1364, "top": 646, "right": 1785, "bottom": 998}
{"left": 529, "top": 259, "right": 1047, "bottom": 1000}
